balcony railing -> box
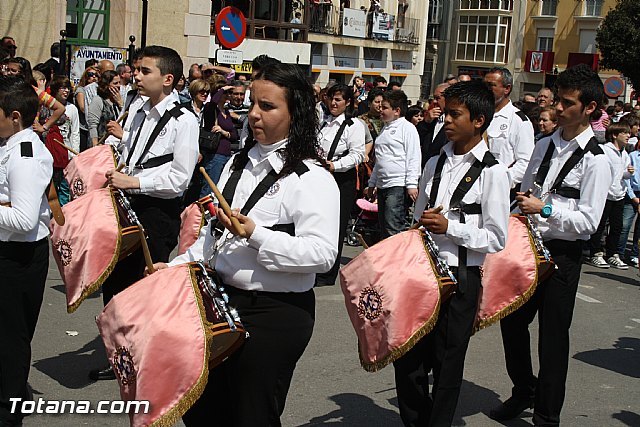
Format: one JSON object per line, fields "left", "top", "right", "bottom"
{"left": 309, "top": 6, "right": 421, "bottom": 45}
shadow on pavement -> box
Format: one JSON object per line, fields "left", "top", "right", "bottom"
{"left": 573, "top": 337, "right": 640, "bottom": 379}
{"left": 300, "top": 392, "right": 400, "bottom": 425}
{"left": 583, "top": 271, "right": 639, "bottom": 287}
{"left": 612, "top": 410, "right": 640, "bottom": 426}
{"left": 453, "top": 380, "right": 532, "bottom": 426}
{"left": 33, "top": 335, "right": 107, "bottom": 389}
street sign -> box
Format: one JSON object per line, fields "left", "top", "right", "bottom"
{"left": 215, "top": 7, "right": 246, "bottom": 50}
{"left": 216, "top": 49, "right": 243, "bottom": 65}
{"left": 604, "top": 76, "right": 625, "bottom": 98}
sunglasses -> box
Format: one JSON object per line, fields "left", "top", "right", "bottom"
{"left": 198, "top": 90, "right": 210, "bottom": 94}
{"left": 87, "top": 72, "right": 99, "bottom": 78}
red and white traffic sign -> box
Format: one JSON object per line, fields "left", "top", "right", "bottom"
{"left": 215, "top": 7, "right": 246, "bottom": 50}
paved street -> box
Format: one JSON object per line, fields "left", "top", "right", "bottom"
{"left": 23, "top": 244, "right": 640, "bottom": 426}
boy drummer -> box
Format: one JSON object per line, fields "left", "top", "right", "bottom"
{"left": 0, "top": 76, "right": 53, "bottom": 426}
{"left": 490, "top": 65, "right": 611, "bottom": 426}
{"left": 394, "top": 80, "right": 510, "bottom": 426}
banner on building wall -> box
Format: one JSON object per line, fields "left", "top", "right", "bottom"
{"left": 372, "top": 12, "right": 395, "bottom": 41}
{"left": 70, "top": 46, "right": 128, "bottom": 86}
{"left": 524, "top": 50, "right": 554, "bottom": 74}
{"left": 342, "top": 8, "right": 367, "bottom": 38}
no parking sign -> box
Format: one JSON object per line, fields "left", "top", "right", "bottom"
{"left": 215, "top": 7, "right": 246, "bottom": 49}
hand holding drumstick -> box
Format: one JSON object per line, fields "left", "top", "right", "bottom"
{"left": 199, "top": 167, "right": 249, "bottom": 238}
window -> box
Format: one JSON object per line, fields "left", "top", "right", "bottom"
{"left": 66, "top": 0, "right": 110, "bottom": 46}
{"left": 459, "top": 0, "right": 513, "bottom": 11}
{"left": 429, "top": 0, "right": 443, "bottom": 24}
{"left": 537, "top": 29, "right": 554, "bottom": 52}
{"left": 579, "top": 30, "right": 597, "bottom": 53}
{"left": 456, "top": 15, "right": 511, "bottom": 63}
{"left": 540, "top": 0, "right": 558, "bottom": 16}
{"left": 585, "top": 0, "right": 603, "bottom": 16}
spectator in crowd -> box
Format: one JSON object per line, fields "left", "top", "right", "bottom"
{"left": 405, "top": 105, "right": 423, "bottom": 126}
{"left": 621, "top": 114, "right": 639, "bottom": 150}
{"left": 536, "top": 106, "right": 558, "bottom": 141}
{"left": 32, "top": 70, "right": 46, "bottom": 92}
{"left": 187, "top": 78, "right": 210, "bottom": 125}
{"left": 290, "top": 11, "right": 302, "bottom": 40}
{"left": 365, "top": 90, "right": 421, "bottom": 238}
{"left": 188, "top": 63, "right": 201, "bottom": 83}
{"left": 444, "top": 73, "right": 457, "bottom": 85}
{"left": 41, "top": 42, "right": 61, "bottom": 80}
{"left": 116, "top": 62, "right": 132, "bottom": 100}
{"left": 458, "top": 73, "right": 472, "bottom": 82}
{"left": 619, "top": 136, "right": 640, "bottom": 267}
{"left": 50, "top": 76, "right": 80, "bottom": 155}
{"left": 418, "top": 82, "right": 449, "bottom": 167}
{"left": 388, "top": 81, "right": 402, "bottom": 91}
{"left": 1, "top": 36, "right": 16, "bottom": 57}
{"left": 612, "top": 100, "right": 625, "bottom": 123}
{"left": 74, "top": 66, "right": 100, "bottom": 151}
{"left": 87, "top": 70, "right": 121, "bottom": 146}
{"left": 590, "top": 96, "right": 611, "bottom": 143}
{"left": 353, "top": 75, "right": 368, "bottom": 107}
{"left": 522, "top": 93, "right": 536, "bottom": 103}
{"left": 373, "top": 75, "right": 387, "bottom": 88}
{"left": 176, "top": 74, "right": 191, "bottom": 103}
{"left": 536, "top": 87, "right": 553, "bottom": 108}
{"left": 200, "top": 81, "right": 239, "bottom": 192}
{"left": 585, "top": 121, "right": 633, "bottom": 269}
{"left": 226, "top": 80, "right": 249, "bottom": 145}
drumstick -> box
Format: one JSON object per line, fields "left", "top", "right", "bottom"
{"left": 510, "top": 188, "right": 532, "bottom": 211}
{"left": 102, "top": 164, "right": 128, "bottom": 188}
{"left": 199, "top": 167, "right": 246, "bottom": 237}
{"left": 137, "top": 225, "right": 155, "bottom": 274}
{"left": 356, "top": 233, "right": 369, "bottom": 250}
{"left": 54, "top": 138, "right": 79, "bottom": 156}
{"left": 98, "top": 111, "right": 129, "bottom": 145}
{"left": 411, "top": 205, "right": 443, "bottom": 229}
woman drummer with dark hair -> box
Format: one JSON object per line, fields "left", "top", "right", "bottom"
{"left": 154, "top": 61, "right": 340, "bottom": 425}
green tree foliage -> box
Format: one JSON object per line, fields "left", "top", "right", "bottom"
{"left": 596, "top": 0, "right": 640, "bottom": 90}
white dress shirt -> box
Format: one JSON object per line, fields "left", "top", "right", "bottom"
{"left": 120, "top": 92, "right": 199, "bottom": 199}
{"left": 319, "top": 113, "right": 365, "bottom": 172}
{"left": 169, "top": 139, "right": 340, "bottom": 292}
{"left": 520, "top": 127, "right": 611, "bottom": 241}
{"left": 414, "top": 140, "right": 509, "bottom": 267}
{"left": 603, "top": 142, "right": 632, "bottom": 201}
{"left": 434, "top": 114, "right": 445, "bottom": 137}
{"left": 104, "top": 92, "right": 148, "bottom": 150}
{"left": 486, "top": 101, "right": 535, "bottom": 187}
{"left": 368, "top": 117, "right": 422, "bottom": 189}
{"left": 0, "top": 129, "right": 53, "bottom": 242}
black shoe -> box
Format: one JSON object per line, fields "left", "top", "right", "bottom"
{"left": 489, "top": 396, "right": 534, "bottom": 421}
{"left": 89, "top": 366, "right": 116, "bottom": 381}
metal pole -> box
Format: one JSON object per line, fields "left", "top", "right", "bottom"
{"left": 59, "top": 30, "right": 67, "bottom": 77}
{"left": 141, "top": 0, "right": 148, "bottom": 48}
{"left": 128, "top": 35, "right": 136, "bottom": 66}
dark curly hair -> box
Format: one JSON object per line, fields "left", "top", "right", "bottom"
{"left": 555, "top": 64, "right": 604, "bottom": 111}
{"left": 96, "top": 70, "right": 118, "bottom": 100}
{"left": 232, "top": 62, "right": 326, "bottom": 176}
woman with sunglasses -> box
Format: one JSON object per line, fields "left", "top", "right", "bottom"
{"left": 3, "top": 57, "right": 66, "bottom": 137}
{"left": 74, "top": 66, "right": 100, "bottom": 151}
{"left": 87, "top": 70, "right": 121, "bottom": 147}
{"left": 199, "top": 80, "right": 239, "bottom": 195}
{"left": 187, "top": 78, "right": 210, "bottom": 125}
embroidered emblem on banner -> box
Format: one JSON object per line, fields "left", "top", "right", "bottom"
{"left": 267, "top": 181, "right": 280, "bottom": 196}
{"left": 358, "top": 287, "right": 383, "bottom": 321}
{"left": 500, "top": 124, "right": 508, "bottom": 131}
{"left": 55, "top": 239, "right": 73, "bottom": 266}
{"left": 113, "top": 347, "right": 137, "bottom": 386}
{"left": 72, "top": 177, "right": 85, "bottom": 197}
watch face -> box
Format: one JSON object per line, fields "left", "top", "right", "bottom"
{"left": 541, "top": 204, "right": 552, "bottom": 218}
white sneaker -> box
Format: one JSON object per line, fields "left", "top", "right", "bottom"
{"left": 630, "top": 256, "right": 638, "bottom": 268}
{"left": 607, "top": 254, "right": 629, "bottom": 270}
{"left": 585, "top": 255, "right": 610, "bottom": 268}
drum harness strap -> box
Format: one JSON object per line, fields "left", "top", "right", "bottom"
{"left": 428, "top": 150, "right": 498, "bottom": 293}
{"left": 211, "top": 155, "right": 310, "bottom": 236}
{"left": 534, "top": 136, "right": 603, "bottom": 200}
{"left": 125, "top": 102, "right": 194, "bottom": 171}
{"left": 325, "top": 118, "right": 354, "bottom": 162}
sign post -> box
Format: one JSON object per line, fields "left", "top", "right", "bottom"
{"left": 215, "top": 7, "right": 247, "bottom": 50}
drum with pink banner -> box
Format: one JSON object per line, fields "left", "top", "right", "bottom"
{"left": 475, "top": 214, "right": 555, "bottom": 331}
{"left": 64, "top": 144, "right": 118, "bottom": 200}
{"left": 339, "top": 229, "right": 456, "bottom": 372}
{"left": 50, "top": 188, "right": 141, "bottom": 313}
{"left": 96, "top": 262, "right": 245, "bottom": 427}
{"left": 177, "top": 195, "right": 217, "bottom": 255}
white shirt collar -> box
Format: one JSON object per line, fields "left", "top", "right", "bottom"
{"left": 248, "top": 139, "right": 288, "bottom": 173}
{"left": 442, "top": 139, "right": 489, "bottom": 163}
{"left": 554, "top": 125, "right": 595, "bottom": 149}
{"left": 142, "top": 91, "right": 179, "bottom": 117}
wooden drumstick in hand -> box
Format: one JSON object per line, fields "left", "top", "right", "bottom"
{"left": 199, "top": 167, "right": 246, "bottom": 237}
{"left": 411, "top": 205, "right": 443, "bottom": 229}
{"left": 137, "top": 225, "right": 155, "bottom": 274}
{"left": 97, "top": 111, "right": 129, "bottom": 145}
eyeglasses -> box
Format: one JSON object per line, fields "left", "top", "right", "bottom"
{"left": 87, "top": 72, "right": 98, "bottom": 78}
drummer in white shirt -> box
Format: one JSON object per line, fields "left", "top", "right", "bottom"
{"left": 316, "top": 83, "right": 365, "bottom": 286}
{"left": 491, "top": 64, "right": 611, "bottom": 426}
{"left": 153, "top": 62, "right": 340, "bottom": 426}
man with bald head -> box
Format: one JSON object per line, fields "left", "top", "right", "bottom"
{"left": 537, "top": 87, "right": 553, "bottom": 108}
{"left": 417, "top": 82, "right": 449, "bottom": 166}
{"left": 458, "top": 74, "right": 472, "bottom": 82}
{"left": 99, "top": 59, "right": 115, "bottom": 72}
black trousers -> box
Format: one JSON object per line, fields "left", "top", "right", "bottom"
{"left": 316, "top": 168, "right": 357, "bottom": 285}
{"left": 102, "top": 195, "right": 181, "bottom": 305}
{"left": 499, "top": 239, "right": 583, "bottom": 426}
{"left": 183, "top": 287, "right": 315, "bottom": 427}
{"left": 588, "top": 198, "right": 624, "bottom": 257}
{"left": 0, "top": 239, "right": 48, "bottom": 425}
{"left": 393, "top": 266, "right": 481, "bottom": 427}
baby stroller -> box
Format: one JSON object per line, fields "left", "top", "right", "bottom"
{"left": 347, "top": 198, "right": 381, "bottom": 248}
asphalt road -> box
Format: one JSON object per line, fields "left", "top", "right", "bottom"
{"left": 22, "top": 244, "right": 640, "bottom": 426}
